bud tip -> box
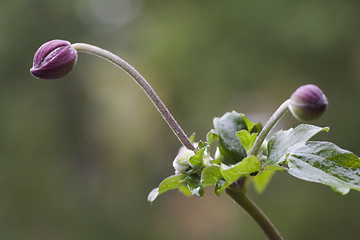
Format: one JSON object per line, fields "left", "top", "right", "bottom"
{"left": 289, "top": 84, "right": 328, "bottom": 121}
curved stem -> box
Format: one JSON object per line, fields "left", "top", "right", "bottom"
{"left": 249, "top": 99, "right": 290, "bottom": 157}
{"left": 72, "top": 43, "right": 195, "bottom": 151}
{"left": 226, "top": 189, "right": 284, "bottom": 240}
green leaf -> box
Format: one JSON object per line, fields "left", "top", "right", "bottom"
{"left": 220, "top": 155, "right": 261, "bottom": 184}
{"left": 285, "top": 141, "right": 360, "bottom": 195}
{"left": 265, "top": 124, "right": 329, "bottom": 167}
{"left": 147, "top": 174, "right": 188, "bottom": 203}
{"left": 213, "top": 111, "right": 248, "bottom": 165}
{"left": 215, "top": 178, "right": 231, "bottom": 196}
{"left": 184, "top": 174, "right": 204, "bottom": 196}
{"left": 287, "top": 153, "right": 360, "bottom": 195}
{"left": 236, "top": 130, "right": 257, "bottom": 155}
{"left": 158, "top": 174, "right": 187, "bottom": 194}
{"left": 266, "top": 124, "right": 360, "bottom": 195}
{"left": 201, "top": 166, "right": 222, "bottom": 187}
{"left": 297, "top": 141, "right": 360, "bottom": 169}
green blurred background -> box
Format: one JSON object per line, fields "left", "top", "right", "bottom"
{"left": 1, "top": 0, "right": 360, "bottom": 239}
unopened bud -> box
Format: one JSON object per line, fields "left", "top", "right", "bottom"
{"left": 289, "top": 84, "right": 328, "bottom": 121}
{"left": 30, "top": 40, "right": 77, "bottom": 79}
{"left": 173, "top": 146, "right": 195, "bottom": 174}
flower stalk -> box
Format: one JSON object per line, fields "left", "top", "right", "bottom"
{"left": 249, "top": 99, "right": 290, "bottom": 157}
{"left": 71, "top": 43, "right": 195, "bottom": 151}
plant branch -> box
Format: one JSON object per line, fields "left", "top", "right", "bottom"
{"left": 249, "top": 99, "right": 290, "bottom": 157}
{"left": 226, "top": 189, "right": 284, "bottom": 240}
{"left": 72, "top": 43, "right": 195, "bottom": 151}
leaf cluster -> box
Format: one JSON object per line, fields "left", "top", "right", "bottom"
{"left": 148, "top": 111, "right": 360, "bottom": 202}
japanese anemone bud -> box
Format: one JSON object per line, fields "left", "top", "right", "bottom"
{"left": 289, "top": 84, "right": 328, "bottom": 121}
{"left": 173, "top": 146, "right": 195, "bottom": 174}
{"left": 30, "top": 40, "right": 77, "bottom": 79}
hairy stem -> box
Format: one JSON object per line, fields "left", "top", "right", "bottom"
{"left": 249, "top": 99, "right": 290, "bottom": 156}
{"left": 226, "top": 189, "right": 284, "bottom": 240}
{"left": 72, "top": 43, "right": 195, "bottom": 151}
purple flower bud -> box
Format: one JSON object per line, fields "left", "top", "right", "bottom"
{"left": 289, "top": 84, "right": 328, "bottom": 121}
{"left": 30, "top": 40, "right": 77, "bottom": 79}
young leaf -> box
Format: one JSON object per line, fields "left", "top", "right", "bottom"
{"left": 189, "top": 146, "right": 207, "bottom": 168}
{"left": 220, "top": 155, "right": 261, "bottom": 184}
{"left": 242, "top": 116, "right": 255, "bottom": 132}
{"left": 236, "top": 130, "right": 257, "bottom": 155}
{"left": 213, "top": 111, "right": 248, "bottom": 165}
{"left": 241, "top": 115, "right": 262, "bottom": 133}
{"left": 158, "top": 174, "right": 187, "bottom": 194}
{"left": 265, "top": 124, "right": 329, "bottom": 167}
{"left": 147, "top": 174, "right": 188, "bottom": 203}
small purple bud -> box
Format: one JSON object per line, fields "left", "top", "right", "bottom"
{"left": 289, "top": 84, "right": 328, "bottom": 121}
{"left": 30, "top": 40, "right": 77, "bottom": 79}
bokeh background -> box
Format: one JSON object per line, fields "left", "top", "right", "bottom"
{"left": 1, "top": 0, "right": 360, "bottom": 239}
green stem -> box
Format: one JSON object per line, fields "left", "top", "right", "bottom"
{"left": 226, "top": 189, "right": 284, "bottom": 240}
{"left": 72, "top": 43, "right": 195, "bottom": 151}
{"left": 249, "top": 99, "right": 290, "bottom": 157}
